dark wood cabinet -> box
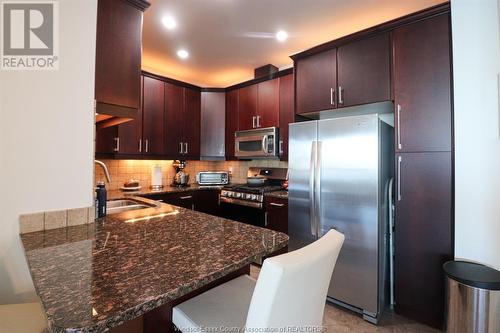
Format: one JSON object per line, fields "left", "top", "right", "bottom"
{"left": 257, "top": 78, "right": 280, "bottom": 128}
{"left": 141, "top": 190, "right": 221, "bottom": 215}
{"left": 95, "top": 125, "right": 118, "bottom": 155}
{"left": 194, "top": 190, "right": 221, "bottom": 216}
{"left": 238, "top": 85, "right": 258, "bottom": 130}
{"left": 393, "top": 14, "right": 452, "bottom": 153}
{"left": 142, "top": 76, "right": 165, "bottom": 156}
{"left": 394, "top": 152, "right": 453, "bottom": 328}
{"left": 225, "top": 89, "right": 239, "bottom": 159}
{"left": 279, "top": 74, "right": 294, "bottom": 160}
{"left": 183, "top": 88, "right": 201, "bottom": 159}
{"left": 164, "top": 82, "right": 185, "bottom": 157}
{"left": 337, "top": 33, "right": 391, "bottom": 107}
{"left": 95, "top": 0, "right": 148, "bottom": 114}
{"left": 295, "top": 49, "right": 337, "bottom": 114}
{"left": 265, "top": 197, "right": 288, "bottom": 234}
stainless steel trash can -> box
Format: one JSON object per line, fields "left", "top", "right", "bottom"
{"left": 444, "top": 261, "right": 500, "bottom": 333}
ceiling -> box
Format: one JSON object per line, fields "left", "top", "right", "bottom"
{"left": 142, "top": 0, "right": 447, "bottom": 88}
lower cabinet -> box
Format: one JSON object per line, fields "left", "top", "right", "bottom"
{"left": 394, "top": 152, "right": 453, "bottom": 328}
{"left": 141, "top": 189, "right": 219, "bottom": 214}
{"left": 265, "top": 197, "right": 288, "bottom": 234}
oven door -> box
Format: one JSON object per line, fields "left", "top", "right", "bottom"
{"left": 219, "top": 200, "right": 265, "bottom": 227}
{"left": 235, "top": 128, "right": 278, "bottom": 158}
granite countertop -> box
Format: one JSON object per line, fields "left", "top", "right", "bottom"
{"left": 264, "top": 190, "right": 288, "bottom": 200}
{"left": 21, "top": 197, "right": 288, "bottom": 333}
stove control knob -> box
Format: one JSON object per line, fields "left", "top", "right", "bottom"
{"left": 245, "top": 194, "right": 251, "bottom": 199}
{"left": 251, "top": 194, "right": 257, "bottom": 200}
{"left": 236, "top": 193, "right": 242, "bottom": 198}
{"left": 226, "top": 191, "right": 232, "bottom": 197}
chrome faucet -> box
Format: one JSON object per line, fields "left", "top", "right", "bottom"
{"left": 95, "top": 160, "right": 112, "bottom": 183}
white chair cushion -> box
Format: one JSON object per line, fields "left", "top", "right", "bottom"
{"left": 173, "top": 274, "right": 256, "bottom": 332}
{"left": 0, "top": 302, "right": 47, "bottom": 333}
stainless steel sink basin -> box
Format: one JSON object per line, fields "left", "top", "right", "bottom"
{"left": 107, "top": 199, "right": 152, "bottom": 214}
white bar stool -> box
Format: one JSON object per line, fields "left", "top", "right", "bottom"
{"left": 173, "top": 229, "right": 345, "bottom": 332}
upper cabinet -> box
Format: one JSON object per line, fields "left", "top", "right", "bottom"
{"left": 142, "top": 76, "right": 165, "bottom": 156}
{"left": 238, "top": 85, "right": 258, "bottom": 130}
{"left": 296, "top": 49, "right": 337, "bottom": 114}
{"left": 94, "top": 0, "right": 150, "bottom": 125}
{"left": 279, "top": 74, "right": 294, "bottom": 160}
{"left": 337, "top": 33, "right": 391, "bottom": 107}
{"left": 294, "top": 32, "right": 390, "bottom": 114}
{"left": 393, "top": 14, "right": 452, "bottom": 153}
{"left": 225, "top": 89, "right": 239, "bottom": 159}
{"left": 258, "top": 78, "right": 280, "bottom": 128}
{"left": 164, "top": 83, "right": 201, "bottom": 159}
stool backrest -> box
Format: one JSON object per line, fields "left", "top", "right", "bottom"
{"left": 245, "top": 229, "right": 345, "bottom": 330}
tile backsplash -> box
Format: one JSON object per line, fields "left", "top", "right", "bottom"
{"left": 95, "top": 159, "right": 288, "bottom": 190}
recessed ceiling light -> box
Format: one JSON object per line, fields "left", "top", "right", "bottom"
{"left": 162, "top": 16, "right": 177, "bottom": 30}
{"left": 177, "top": 49, "right": 189, "bottom": 59}
{"left": 276, "top": 30, "right": 288, "bottom": 42}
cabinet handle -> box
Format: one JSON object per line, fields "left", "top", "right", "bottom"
{"left": 184, "top": 142, "right": 188, "bottom": 154}
{"left": 138, "top": 139, "right": 142, "bottom": 153}
{"left": 180, "top": 195, "right": 193, "bottom": 200}
{"left": 270, "top": 202, "right": 285, "bottom": 207}
{"left": 338, "top": 86, "right": 344, "bottom": 105}
{"left": 179, "top": 142, "right": 184, "bottom": 154}
{"left": 257, "top": 115, "right": 261, "bottom": 128}
{"left": 397, "top": 155, "right": 402, "bottom": 201}
{"left": 113, "top": 137, "right": 120, "bottom": 152}
{"left": 252, "top": 116, "right": 256, "bottom": 128}
{"left": 396, "top": 104, "right": 402, "bottom": 150}
{"left": 279, "top": 140, "right": 284, "bottom": 154}
{"left": 330, "top": 88, "right": 335, "bottom": 106}
{"left": 264, "top": 212, "right": 268, "bottom": 227}
{"left": 145, "top": 139, "right": 149, "bottom": 153}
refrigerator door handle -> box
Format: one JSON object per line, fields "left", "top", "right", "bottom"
{"left": 309, "top": 141, "right": 317, "bottom": 237}
{"left": 315, "top": 141, "right": 322, "bottom": 237}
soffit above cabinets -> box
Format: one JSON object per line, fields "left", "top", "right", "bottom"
{"left": 141, "top": 0, "right": 447, "bottom": 87}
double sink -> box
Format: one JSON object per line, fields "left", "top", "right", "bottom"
{"left": 107, "top": 199, "right": 153, "bottom": 214}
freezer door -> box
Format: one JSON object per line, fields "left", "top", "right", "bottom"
{"left": 288, "top": 121, "right": 318, "bottom": 251}
{"left": 318, "top": 115, "right": 380, "bottom": 314}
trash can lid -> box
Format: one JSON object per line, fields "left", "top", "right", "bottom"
{"left": 443, "top": 261, "right": 500, "bottom": 290}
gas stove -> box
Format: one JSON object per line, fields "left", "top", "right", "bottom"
{"left": 220, "top": 167, "right": 287, "bottom": 209}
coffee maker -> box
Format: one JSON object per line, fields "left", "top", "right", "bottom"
{"left": 172, "top": 160, "right": 189, "bottom": 186}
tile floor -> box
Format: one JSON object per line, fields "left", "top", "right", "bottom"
{"left": 250, "top": 265, "right": 441, "bottom": 333}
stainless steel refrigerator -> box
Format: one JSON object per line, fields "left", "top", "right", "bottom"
{"left": 288, "top": 109, "right": 394, "bottom": 324}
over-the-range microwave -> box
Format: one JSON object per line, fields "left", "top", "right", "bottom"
{"left": 234, "top": 127, "right": 279, "bottom": 158}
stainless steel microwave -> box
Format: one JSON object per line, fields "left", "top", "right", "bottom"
{"left": 235, "top": 127, "right": 279, "bottom": 158}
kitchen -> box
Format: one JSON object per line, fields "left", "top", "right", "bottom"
{"left": 1, "top": 1, "right": 500, "bottom": 333}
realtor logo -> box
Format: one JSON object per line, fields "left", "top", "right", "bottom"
{"left": 1, "top": 1, "right": 59, "bottom": 70}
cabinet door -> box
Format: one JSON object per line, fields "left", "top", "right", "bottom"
{"left": 194, "top": 190, "right": 220, "bottom": 216}
{"left": 184, "top": 88, "right": 201, "bottom": 159}
{"left": 265, "top": 197, "right": 288, "bottom": 234}
{"left": 142, "top": 76, "right": 165, "bottom": 155}
{"left": 225, "top": 89, "right": 239, "bottom": 158}
{"left": 166, "top": 192, "right": 195, "bottom": 210}
{"left": 257, "top": 78, "right": 279, "bottom": 128}
{"left": 164, "top": 82, "right": 185, "bottom": 157}
{"left": 279, "top": 74, "right": 294, "bottom": 160}
{"left": 238, "top": 84, "right": 258, "bottom": 130}
{"left": 394, "top": 152, "right": 453, "bottom": 328}
{"left": 95, "top": 0, "right": 142, "bottom": 109}
{"left": 393, "top": 14, "right": 452, "bottom": 152}
{"left": 337, "top": 33, "right": 391, "bottom": 107}
{"left": 115, "top": 76, "right": 143, "bottom": 155}
{"left": 295, "top": 48, "right": 337, "bottom": 114}
{"left": 95, "top": 126, "right": 118, "bottom": 155}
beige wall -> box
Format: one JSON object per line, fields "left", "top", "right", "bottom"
{"left": 452, "top": 0, "right": 500, "bottom": 269}
{"left": 0, "top": 0, "right": 98, "bottom": 304}
{"left": 95, "top": 159, "right": 288, "bottom": 189}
